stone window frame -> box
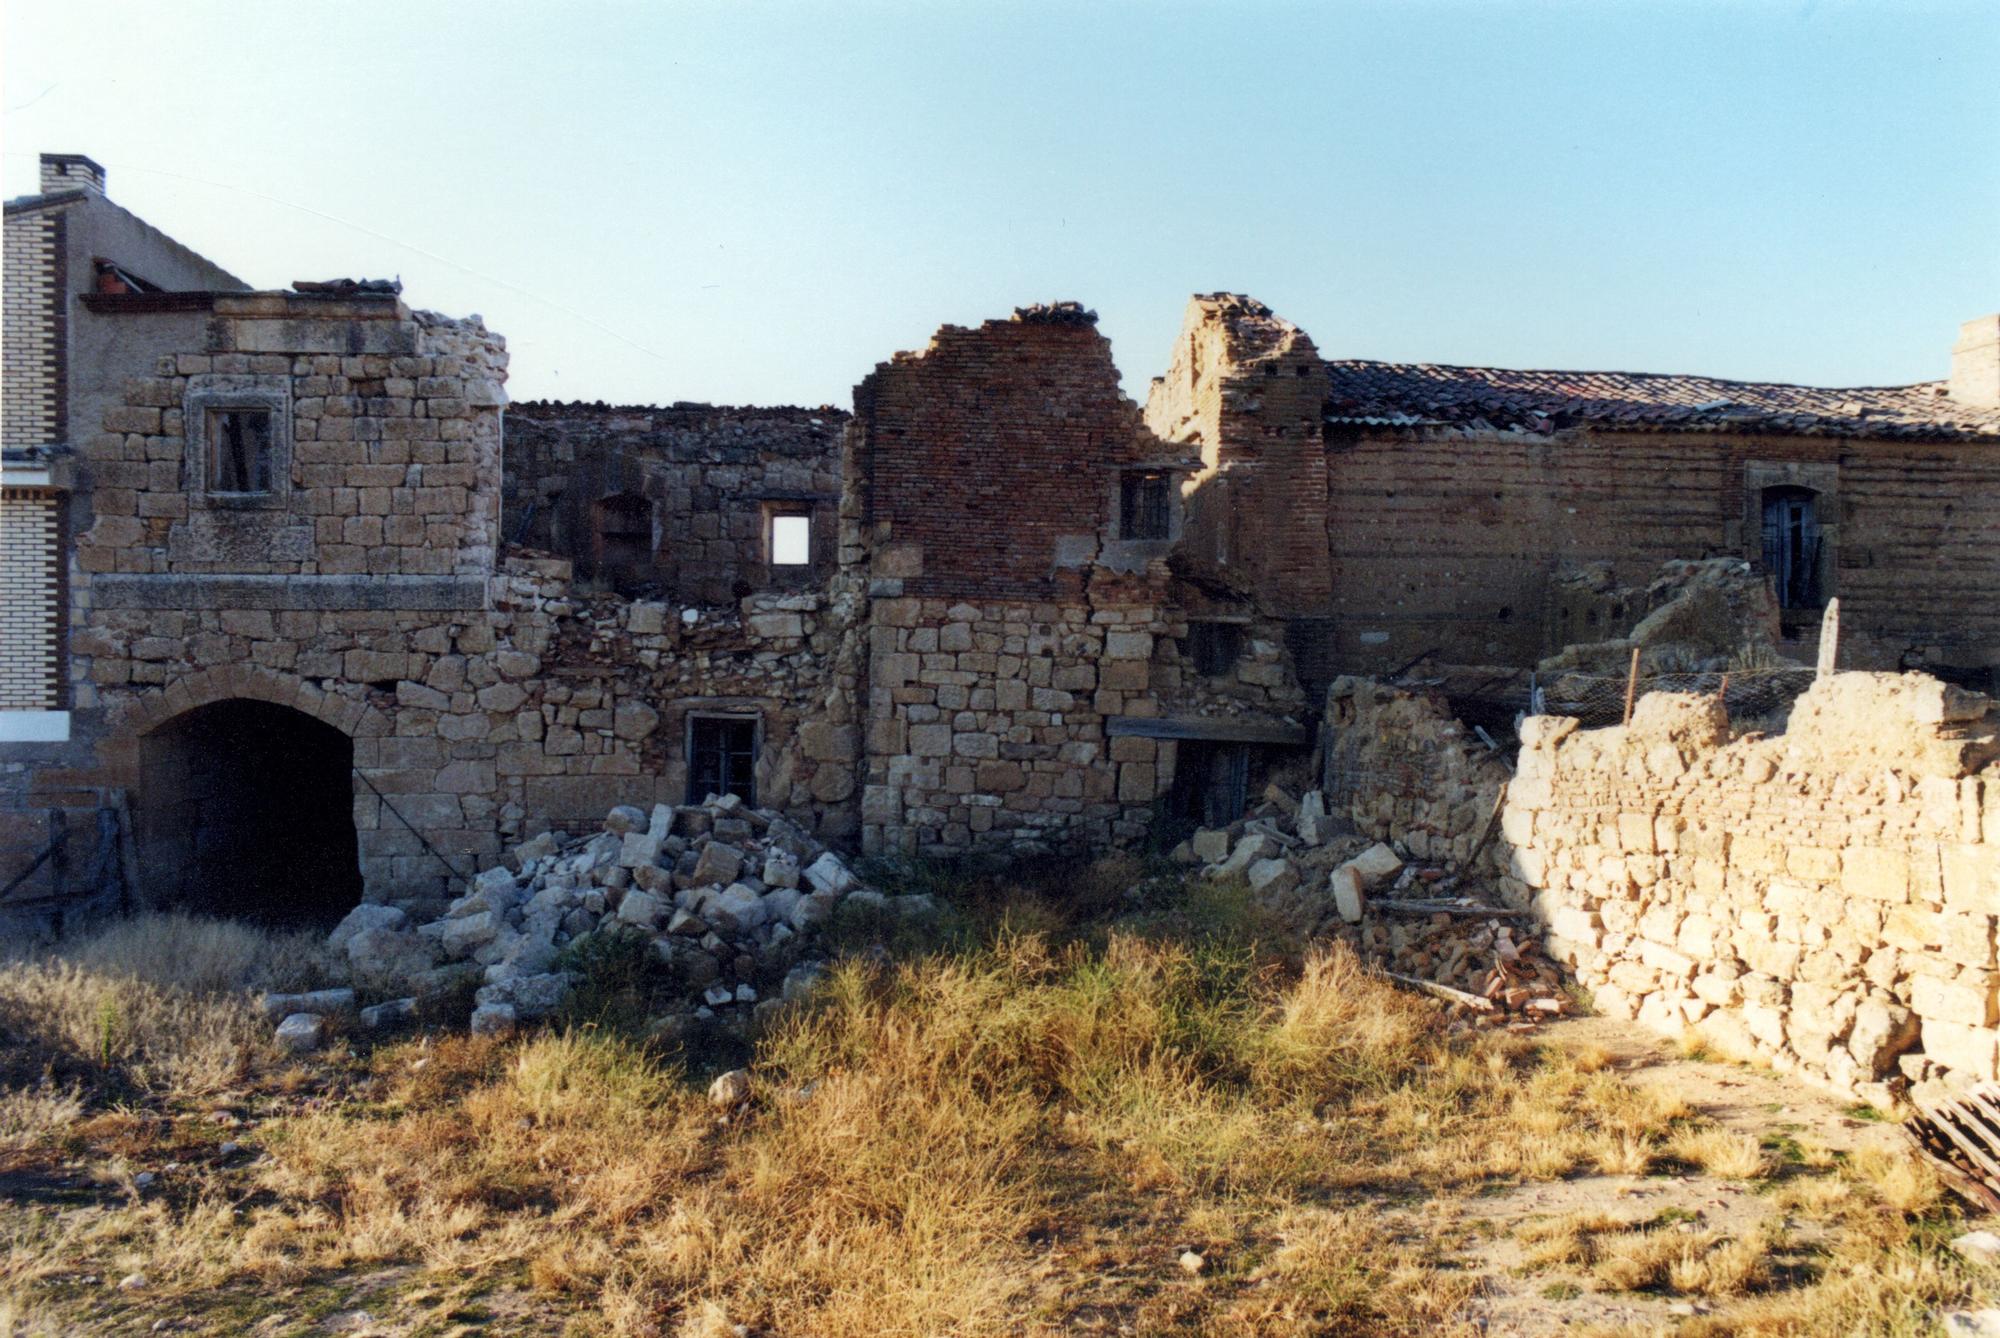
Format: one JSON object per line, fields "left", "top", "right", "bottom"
{"left": 1741, "top": 460, "right": 1838, "bottom": 629}
{"left": 183, "top": 375, "right": 292, "bottom": 511}
{"left": 760, "top": 497, "right": 820, "bottom": 586}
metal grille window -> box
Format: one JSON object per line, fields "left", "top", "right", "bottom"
{"left": 209, "top": 408, "right": 274, "bottom": 493}
{"left": 687, "top": 716, "right": 757, "bottom": 806}
{"left": 1760, "top": 486, "right": 1824, "bottom": 611}
{"left": 1119, "top": 470, "right": 1171, "bottom": 541}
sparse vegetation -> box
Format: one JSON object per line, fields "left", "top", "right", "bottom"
{"left": 0, "top": 890, "right": 1991, "bottom": 1335}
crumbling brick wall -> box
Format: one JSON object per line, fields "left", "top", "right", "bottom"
{"left": 1143, "top": 294, "right": 1332, "bottom": 617}
{"left": 503, "top": 401, "right": 846, "bottom": 603}
{"left": 1506, "top": 674, "right": 1998, "bottom": 1106}
{"left": 844, "top": 306, "right": 1175, "bottom": 852}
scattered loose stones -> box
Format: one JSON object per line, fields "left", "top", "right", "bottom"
{"left": 320, "top": 793, "right": 932, "bottom": 1041}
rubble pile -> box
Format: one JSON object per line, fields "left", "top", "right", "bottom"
{"left": 295, "top": 794, "right": 930, "bottom": 1045}
{"left": 1176, "top": 784, "right": 1572, "bottom": 1026}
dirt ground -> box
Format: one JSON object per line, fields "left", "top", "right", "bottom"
{"left": 1458, "top": 1015, "right": 1912, "bottom": 1335}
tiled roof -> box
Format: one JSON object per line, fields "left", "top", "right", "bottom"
{"left": 1323, "top": 361, "right": 2000, "bottom": 440}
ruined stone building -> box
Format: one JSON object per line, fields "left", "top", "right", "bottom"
{"left": 3, "top": 152, "right": 1997, "bottom": 942}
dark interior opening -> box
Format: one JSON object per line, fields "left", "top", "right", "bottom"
{"left": 1119, "top": 470, "right": 1172, "bottom": 540}
{"left": 687, "top": 715, "right": 758, "bottom": 806}
{"left": 1760, "top": 484, "right": 1825, "bottom": 618}
{"left": 1165, "top": 740, "right": 1250, "bottom": 832}
{"left": 136, "top": 699, "right": 361, "bottom": 928}
{"left": 1187, "top": 621, "right": 1244, "bottom": 677}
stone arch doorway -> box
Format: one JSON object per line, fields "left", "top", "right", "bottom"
{"left": 135, "top": 698, "right": 362, "bottom": 928}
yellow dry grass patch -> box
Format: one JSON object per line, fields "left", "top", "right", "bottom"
{"left": 0, "top": 906, "right": 1989, "bottom": 1336}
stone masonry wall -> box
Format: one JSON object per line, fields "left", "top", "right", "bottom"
{"left": 1327, "top": 672, "right": 2000, "bottom": 1108}
{"left": 503, "top": 401, "right": 846, "bottom": 603}
{"left": 848, "top": 304, "right": 1312, "bottom": 856}
{"left": 1507, "top": 675, "right": 1999, "bottom": 1106}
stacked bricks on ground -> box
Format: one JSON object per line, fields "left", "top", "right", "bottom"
{"left": 503, "top": 401, "right": 847, "bottom": 604}
{"left": 1325, "top": 670, "right": 2000, "bottom": 1107}
{"left": 845, "top": 302, "right": 1308, "bottom": 856}
{"left": 295, "top": 794, "right": 917, "bottom": 1041}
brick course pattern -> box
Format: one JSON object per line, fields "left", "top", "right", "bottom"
{"left": 2, "top": 209, "right": 62, "bottom": 450}
{"left": 0, "top": 490, "right": 62, "bottom": 707}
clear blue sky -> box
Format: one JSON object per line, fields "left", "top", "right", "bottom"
{"left": 5, "top": 1, "right": 1995, "bottom": 406}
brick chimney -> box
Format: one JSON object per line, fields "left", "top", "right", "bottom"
{"left": 1951, "top": 314, "right": 2000, "bottom": 409}
{"left": 39, "top": 152, "right": 106, "bottom": 197}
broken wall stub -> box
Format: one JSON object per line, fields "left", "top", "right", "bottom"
{"left": 1505, "top": 673, "right": 1999, "bottom": 1107}
{"left": 1144, "top": 294, "right": 1333, "bottom": 618}
{"left": 503, "top": 401, "right": 846, "bottom": 603}
{"left": 1320, "top": 674, "right": 1511, "bottom": 871}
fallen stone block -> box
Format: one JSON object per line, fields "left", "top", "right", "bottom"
{"left": 692, "top": 841, "right": 745, "bottom": 887}
{"left": 260, "top": 988, "right": 355, "bottom": 1024}
{"left": 274, "top": 1012, "right": 326, "bottom": 1053}
{"left": 358, "top": 998, "right": 418, "bottom": 1030}
{"left": 469, "top": 1002, "right": 517, "bottom": 1037}
{"left": 804, "top": 851, "right": 858, "bottom": 895}
{"left": 1345, "top": 843, "right": 1404, "bottom": 889}
{"left": 329, "top": 903, "right": 407, "bottom": 954}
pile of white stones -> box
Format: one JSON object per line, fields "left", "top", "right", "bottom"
{"left": 290, "top": 794, "right": 931, "bottom": 1046}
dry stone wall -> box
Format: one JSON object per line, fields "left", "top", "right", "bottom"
{"left": 1328, "top": 671, "right": 2000, "bottom": 1107}
{"left": 1507, "top": 675, "right": 1999, "bottom": 1106}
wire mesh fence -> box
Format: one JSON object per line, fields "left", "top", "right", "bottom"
{"left": 1383, "top": 663, "right": 1820, "bottom": 735}
{"left": 1530, "top": 664, "right": 1819, "bottom": 728}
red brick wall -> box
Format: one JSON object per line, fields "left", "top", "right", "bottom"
{"left": 852, "top": 309, "right": 1160, "bottom": 603}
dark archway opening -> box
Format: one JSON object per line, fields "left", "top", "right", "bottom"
{"left": 136, "top": 699, "right": 361, "bottom": 928}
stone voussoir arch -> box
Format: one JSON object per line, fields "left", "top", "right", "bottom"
{"left": 124, "top": 667, "right": 393, "bottom": 744}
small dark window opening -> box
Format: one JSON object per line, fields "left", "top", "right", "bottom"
{"left": 1187, "top": 621, "right": 1243, "bottom": 676}
{"left": 1167, "top": 741, "right": 1250, "bottom": 830}
{"left": 210, "top": 408, "right": 273, "bottom": 493}
{"left": 688, "top": 716, "right": 757, "bottom": 806}
{"left": 1760, "top": 486, "right": 1825, "bottom": 613}
{"left": 594, "top": 493, "right": 654, "bottom": 575}
{"left": 1120, "top": 471, "right": 1171, "bottom": 541}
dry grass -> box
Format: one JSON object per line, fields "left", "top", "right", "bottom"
{"left": 0, "top": 892, "right": 1988, "bottom": 1335}
{"left": 0, "top": 913, "right": 336, "bottom": 1105}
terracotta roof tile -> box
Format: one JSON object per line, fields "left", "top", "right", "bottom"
{"left": 1323, "top": 361, "right": 2000, "bottom": 440}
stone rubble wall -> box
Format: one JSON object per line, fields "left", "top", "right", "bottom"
{"left": 860, "top": 589, "right": 1170, "bottom": 856}
{"left": 503, "top": 401, "right": 847, "bottom": 604}
{"left": 1507, "top": 674, "right": 1998, "bottom": 1106}
{"left": 1320, "top": 674, "right": 1511, "bottom": 871}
